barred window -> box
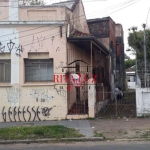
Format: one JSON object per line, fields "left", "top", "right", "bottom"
{"left": 0, "top": 60, "right": 11, "bottom": 83}
{"left": 25, "top": 59, "right": 53, "bottom": 82}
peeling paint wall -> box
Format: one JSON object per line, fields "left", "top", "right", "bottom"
{"left": 67, "top": 43, "right": 91, "bottom": 107}
{"left": 0, "top": 0, "right": 68, "bottom": 122}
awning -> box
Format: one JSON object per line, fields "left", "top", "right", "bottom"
{"left": 67, "top": 36, "right": 110, "bottom": 55}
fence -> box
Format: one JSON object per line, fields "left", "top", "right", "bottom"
{"left": 137, "top": 61, "right": 150, "bottom": 88}
{"left": 95, "top": 91, "right": 136, "bottom": 118}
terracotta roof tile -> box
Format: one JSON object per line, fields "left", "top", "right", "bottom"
{"left": 70, "top": 29, "right": 91, "bottom": 37}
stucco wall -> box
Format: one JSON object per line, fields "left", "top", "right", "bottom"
{"left": 0, "top": 0, "right": 93, "bottom": 122}
{"left": 72, "top": 0, "right": 89, "bottom": 33}
{"left": 0, "top": 24, "right": 67, "bottom": 122}
{"left": 67, "top": 43, "right": 91, "bottom": 106}
{"left": 19, "top": 7, "right": 66, "bottom": 21}
{"left": 136, "top": 88, "right": 150, "bottom": 117}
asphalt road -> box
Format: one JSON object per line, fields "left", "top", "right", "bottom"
{"left": 0, "top": 141, "right": 150, "bottom": 150}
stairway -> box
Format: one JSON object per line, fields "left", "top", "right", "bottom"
{"left": 68, "top": 100, "right": 88, "bottom": 114}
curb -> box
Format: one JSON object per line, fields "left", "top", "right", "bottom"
{"left": 0, "top": 137, "right": 104, "bottom": 144}
{"left": 115, "top": 138, "right": 150, "bottom": 141}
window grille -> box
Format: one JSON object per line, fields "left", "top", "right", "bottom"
{"left": 0, "top": 60, "right": 11, "bottom": 83}
{"left": 25, "top": 59, "right": 53, "bottom": 82}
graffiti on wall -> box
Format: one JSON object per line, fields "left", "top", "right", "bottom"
{"left": 6, "top": 88, "right": 21, "bottom": 104}
{"left": 29, "top": 35, "right": 48, "bottom": 52}
{"left": 2, "top": 106, "right": 53, "bottom": 122}
{"left": 0, "top": 40, "right": 24, "bottom": 57}
{"left": 56, "top": 61, "right": 64, "bottom": 69}
{"left": 55, "top": 86, "right": 67, "bottom": 97}
{"left": 55, "top": 86, "right": 67, "bottom": 105}
{"left": 30, "top": 89, "right": 54, "bottom": 102}
{"left": 56, "top": 47, "right": 60, "bottom": 52}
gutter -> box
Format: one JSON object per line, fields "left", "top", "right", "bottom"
{"left": 0, "top": 21, "right": 65, "bottom": 25}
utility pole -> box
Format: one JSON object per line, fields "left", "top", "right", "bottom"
{"left": 128, "top": 27, "right": 138, "bottom": 85}
{"left": 143, "top": 24, "right": 147, "bottom": 88}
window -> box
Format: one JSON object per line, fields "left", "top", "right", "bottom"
{"left": 25, "top": 59, "right": 53, "bottom": 82}
{"left": 0, "top": 60, "right": 11, "bottom": 83}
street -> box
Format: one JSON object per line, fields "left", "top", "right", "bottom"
{"left": 0, "top": 141, "right": 150, "bottom": 150}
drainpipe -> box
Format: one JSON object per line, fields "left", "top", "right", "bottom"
{"left": 67, "top": 24, "right": 70, "bottom": 37}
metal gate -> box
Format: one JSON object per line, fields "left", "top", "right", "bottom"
{"left": 95, "top": 91, "right": 136, "bottom": 118}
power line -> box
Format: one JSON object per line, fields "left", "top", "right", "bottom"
{"left": 97, "top": 0, "right": 141, "bottom": 18}
{"left": 0, "top": 0, "right": 140, "bottom": 50}
{"left": 0, "top": 0, "right": 138, "bottom": 41}
{"left": 21, "top": 0, "right": 141, "bottom": 48}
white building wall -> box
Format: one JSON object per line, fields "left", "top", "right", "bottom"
{"left": 128, "top": 82, "right": 135, "bottom": 89}
{"left": 136, "top": 88, "right": 150, "bottom": 116}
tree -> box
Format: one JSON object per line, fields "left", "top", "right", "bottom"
{"left": 127, "top": 27, "right": 150, "bottom": 62}
{"left": 19, "top": 0, "right": 45, "bottom": 5}
{"left": 124, "top": 53, "right": 130, "bottom": 60}
{"left": 125, "top": 59, "right": 135, "bottom": 69}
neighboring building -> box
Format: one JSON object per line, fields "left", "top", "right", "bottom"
{"left": 0, "top": 0, "right": 110, "bottom": 122}
{"left": 87, "top": 17, "right": 126, "bottom": 95}
{"left": 126, "top": 65, "right": 136, "bottom": 89}
{"left": 115, "top": 24, "right": 126, "bottom": 91}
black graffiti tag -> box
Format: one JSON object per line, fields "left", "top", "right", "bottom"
{"left": 42, "top": 107, "right": 53, "bottom": 116}
{"left": 2, "top": 107, "right": 6, "bottom": 122}
{"left": 2, "top": 106, "right": 53, "bottom": 122}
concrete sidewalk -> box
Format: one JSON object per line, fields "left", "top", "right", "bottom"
{"left": 89, "top": 118, "right": 150, "bottom": 139}
{"left": 1, "top": 118, "right": 150, "bottom": 140}
{"left": 0, "top": 120, "right": 93, "bottom": 137}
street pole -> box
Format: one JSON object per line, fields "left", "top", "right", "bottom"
{"left": 143, "top": 24, "right": 147, "bottom": 88}
{"left": 135, "top": 50, "right": 137, "bottom": 85}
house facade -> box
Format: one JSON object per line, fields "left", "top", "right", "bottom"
{"left": 87, "top": 17, "right": 126, "bottom": 92}
{"left": 0, "top": 0, "right": 110, "bottom": 122}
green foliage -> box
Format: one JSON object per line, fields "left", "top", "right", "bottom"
{"left": 30, "top": 0, "right": 45, "bottom": 5}
{"left": 127, "top": 28, "right": 150, "bottom": 61}
{"left": 0, "top": 125, "right": 83, "bottom": 140}
{"left": 125, "top": 59, "right": 135, "bottom": 69}
{"left": 20, "top": 0, "right": 45, "bottom": 5}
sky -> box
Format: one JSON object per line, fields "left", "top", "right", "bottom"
{"left": 45, "top": 0, "right": 150, "bottom": 59}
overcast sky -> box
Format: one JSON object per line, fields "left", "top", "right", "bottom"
{"left": 45, "top": 0, "right": 150, "bottom": 59}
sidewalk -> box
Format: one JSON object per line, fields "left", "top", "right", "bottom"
{"left": 89, "top": 118, "right": 150, "bottom": 139}
{"left": 1, "top": 118, "right": 150, "bottom": 141}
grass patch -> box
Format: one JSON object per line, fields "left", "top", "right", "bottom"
{"left": 0, "top": 125, "right": 84, "bottom": 140}
{"left": 140, "top": 131, "right": 150, "bottom": 138}
{"left": 94, "top": 131, "right": 106, "bottom": 140}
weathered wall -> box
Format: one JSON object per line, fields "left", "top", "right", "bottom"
{"left": 67, "top": 43, "right": 91, "bottom": 106}
{"left": 0, "top": 24, "right": 68, "bottom": 122}
{"left": 115, "top": 24, "right": 126, "bottom": 90}
{"left": 1, "top": 85, "right": 67, "bottom": 122}
{"left": 19, "top": 6, "right": 66, "bottom": 21}
{"left": 0, "top": 0, "right": 69, "bottom": 122}
{"left": 72, "top": 0, "right": 89, "bottom": 33}
{"left": 0, "top": 0, "right": 18, "bottom": 21}
{"left": 136, "top": 88, "right": 150, "bottom": 116}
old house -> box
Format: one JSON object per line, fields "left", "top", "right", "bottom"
{"left": 0, "top": 0, "right": 110, "bottom": 122}
{"left": 87, "top": 17, "right": 126, "bottom": 94}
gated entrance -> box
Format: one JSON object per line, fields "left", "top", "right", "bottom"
{"left": 95, "top": 91, "right": 136, "bottom": 118}
{"left": 62, "top": 60, "right": 90, "bottom": 115}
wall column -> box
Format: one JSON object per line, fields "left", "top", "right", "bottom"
{"left": 88, "top": 78, "right": 96, "bottom": 118}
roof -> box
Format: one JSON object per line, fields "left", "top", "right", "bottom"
{"left": 87, "top": 17, "right": 114, "bottom": 23}
{"left": 126, "top": 65, "right": 135, "bottom": 72}
{"left": 51, "top": 0, "right": 79, "bottom": 11}
{"left": 70, "top": 29, "right": 92, "bottom": 37}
